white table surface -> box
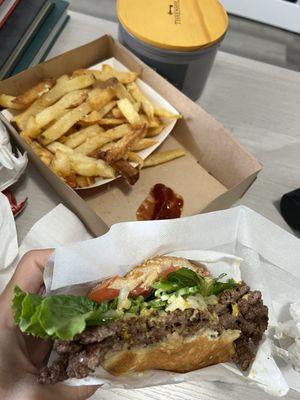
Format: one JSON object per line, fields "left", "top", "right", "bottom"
{"left": 10, "top": 11, "right": 300, "bottom": 399}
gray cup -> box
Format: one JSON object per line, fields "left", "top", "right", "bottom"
{"left": 118, "top": 23, "right": 226, "bottom": 101}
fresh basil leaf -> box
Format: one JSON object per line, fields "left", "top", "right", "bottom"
{"left": 167, "top": 268, "right": 201, "bottom": 287}
{"left": 210, "top": 278, "right": 237, "bottom": 295}
{"left": 151, "top": 268, "right": 238, "bottom": 301}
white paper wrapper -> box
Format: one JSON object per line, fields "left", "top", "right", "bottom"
{"left": 273, "top": 301, "right": 300, "bottom": 373}
{"left": 0, "top": 192, "right": 18, "bottom": 269}
{"left": 1, "top": 57, "right": 178, "bottom": 190}
{"left": 0, "top": 120, "right": 27, "bottom": 191}
{"left": 43, "top": 205, "right": 300, "bottom": 396}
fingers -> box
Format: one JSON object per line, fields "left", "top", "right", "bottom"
{"left": 24, "top": 336, "right": 53, "bottom": 369}
{"left": 2, "top": 248, "right": 53, "bottom": 298}
{"left": 0, "top": 249, "right": 53, "bottom": 328}
{"left": 53, "top": 383, "right": 100, "bottom": 400}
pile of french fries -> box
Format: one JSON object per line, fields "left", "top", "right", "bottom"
{"left": 0, "top": 64, "right": 185, "bottom": 188}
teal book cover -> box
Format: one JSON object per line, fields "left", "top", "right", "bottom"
{"left": 11, "top": 0, "right": 69, "bottom": 76}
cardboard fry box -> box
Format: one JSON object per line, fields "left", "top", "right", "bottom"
{"left": 0, "top": 35, "right": 261, "bottom": 237}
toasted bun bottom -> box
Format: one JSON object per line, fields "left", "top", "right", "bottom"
{"left": 102, "top": 328, "right": 240, "bottom": 375}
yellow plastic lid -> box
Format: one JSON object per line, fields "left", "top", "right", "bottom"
{"left": 117, "top": 0, "right": 228, "bottom": 52}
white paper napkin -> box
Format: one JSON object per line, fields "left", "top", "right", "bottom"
{"left": 0, "top": 203, "right": 91, "bottom": 293}
{"left": 274, "top": 301, "right": 300, "bottom": 373}
{"left": 0, "top": 192, "right": 18, "bottom": 269}
{"left": 0, "top": 120, "right": 27, "bottom": 191}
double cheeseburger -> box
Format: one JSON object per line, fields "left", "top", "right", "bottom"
{"left": 13, "top": 256, "right": 268, "bottom": 384}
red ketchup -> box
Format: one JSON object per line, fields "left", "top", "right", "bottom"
{"left": 136, "top": 183, "right": 183, "bottom": 221}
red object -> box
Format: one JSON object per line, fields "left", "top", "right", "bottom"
{"left": 136, "top": 183, "right": 184, "bottom": 221}
{"left": 2, "top": 188, "right": 27, "bottom": 217}
{"left": 0, "top": 0, "right": 20, "bottom": 29}
{"left": 129, "top": 284, "right": 153, "bottom": 298}
{"left": 89, "top": 287, "right": 120, "bottom": 303}
{"left": 89, "top": 266, "right": 179, "bottom": 303}
{"left": 160, "top": 266, "right": 178, "bottom": 278}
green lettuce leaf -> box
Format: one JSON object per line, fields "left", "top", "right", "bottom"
{"left": 12, "top": 286, "right": 26, "bottom": 324}
{"left": 12, "top": 286, "right": 121, "bottom": 341}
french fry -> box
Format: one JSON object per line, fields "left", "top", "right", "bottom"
{"left": 91, "top": 64, "right": 139, "bottom": 84}
{"left": 127, "top": 82, "right": 154, "bottom": 120}
{"left": 127, "top": 151, "right": 144, "bottom": 168}
{"left": 139, "top": 114, "right": 162, "bottom": 128}
{"left": 117, "top": 98, "right": 141, "bottom": 125}
{"left": 79, "top": 101, "right": 116, "bottom": 125}
{"left": 76, "top": 175, "right": 95, "bottom": 188}
{"left": 64, "top": 125, "right": 103, "bottom": 149}
{"left": 143, "top": 149, "right": 186, "bottom": 167}
{"left": 70, "top": 153, "right": 115, "bottom": 178}
{"left": 133, "top": 101, "right": 141, "bottom": 113}
{"left": 146, "top": 125, "right": 165, "bottom": 137}
{"left": 50, "top": 149, "right": 73, "bottom": 178}
{"left": 97, "top": 118, "right": 126, "bottom": 126}
{"left": 12, "top": 74, "right": 94, "bottom": 130}
{"left": 88, "top": 87, "right": 115, "bottom": 110}
{"left": 65, "top": 172, "right": 77, "bottom": 188}
{"left": 47, "top": 142, "right": 115, "bottom": 178}
{"left": 90, "top": 150, "right": 140, "bottom": 185}
{"left": 114, "top": 82, "right": 135, "bottom": 102}
{"left": 111, "top": 107, "right": 123, "bottom": 118}
{"left": 12, "top": 79, "right": 55, "bottom": 107}
{"left": 20, "top": 131, "right": 32, "bottom": 145}
{"left": 97, "top": 100, "right": 117, "bottom": 116}
{"left": 130, "top": 138, "right": 157, "bottom": 151}
{"left": 38, "top": 102, "right": 92, "bottom": 145}
{"left": 72, "top": 69, "right": 92, "bottom": 77}
{"left": 0, "top": 94, "right": 25, "bottom": 110}
{"left": 99, "top": 142, "right": 114, "bottom": 151}
{"left": 47, "top": 141, "right": 73, "bottom": 154}
{"left": 154, "top": 108, "right": 182, "bottom": 119}
{"left": 22, "top": 90, "right": 88, "bottom": 138}
{"left": 106, "top": 124, "right": 146, "bottom": 163}
{"left": 74, "top": 124, "right": 132, "bottom": 155}
{"left": 35, "top": 89, "right": 88, "bottom": 126}
{"left": 30, "top": 141, "right": 54, "bottom": 166}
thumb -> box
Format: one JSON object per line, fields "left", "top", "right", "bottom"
{"left": 54, "top": 383, "right": 101, "bottom": 400}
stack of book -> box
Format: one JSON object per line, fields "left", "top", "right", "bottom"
{"left": 0, "top": 0, "right": 69, "bottom": 79}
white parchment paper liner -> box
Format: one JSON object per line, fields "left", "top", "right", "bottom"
{"left": 43, "top": 206, "right": 300, "bottom": 396}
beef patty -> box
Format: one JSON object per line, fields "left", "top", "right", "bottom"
{"left": 38, "top": 283, "right": 268, "bottom": 384}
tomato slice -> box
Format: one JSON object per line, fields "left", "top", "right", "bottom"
{"left": 88, "top": 287, "right": 120, "bottom": 303}
{"left": 160, "top": 266, "right": 178, "bottom": 278}
{"left": 89, "top": 265, "right": 180, "bottom": 303}
{"left": 130, "top": 284, "right": 153, "bottom": 298}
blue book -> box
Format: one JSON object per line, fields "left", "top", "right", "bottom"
{"left": 0, "top": 0, "right": 53, "bottom": 78}
{"left": 11, "top": 0, "right": 69, "bottom": 77}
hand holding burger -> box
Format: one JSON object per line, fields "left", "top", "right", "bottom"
{"left": 13, "top": 255, "right": 268, "bottom": 385}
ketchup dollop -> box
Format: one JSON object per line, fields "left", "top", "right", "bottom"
{"left": 136, "top": 183, "right": 183, "bottom": 221}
